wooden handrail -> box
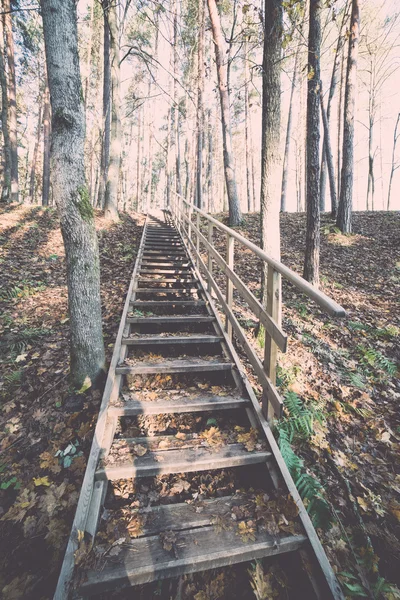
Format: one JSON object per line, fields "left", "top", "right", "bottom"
{"left": 171, "top": 192, "right": 346, "bottom": 318}
{"left": 169, "top": 190, "right": 346, "bottom": 420}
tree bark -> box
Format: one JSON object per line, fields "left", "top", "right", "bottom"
{"left": 97, "top": 8, "right": 111, "bottom": 209}
{"left": 281, "top": 30, "right": 302, "bottom": 213}
{"left": 207, "top": 0, "right": 242, "bottom": 226}
{"left": 260, "top": 0, "right": 283, "bottom": 298}
{"left": 84, "top": 0, "right": 94, "bottom": 110}
{"left": 3, "top": 0, "right": 18, "bottom": 202}
{"left": 0, "top": 13, "right": 11, "bottom": 202}
{"left": 337, "top": 0, "right": 360, "bottom": 233}
{"left": 104, "top": 1, "right": 120, "bottom": 220}
{"left": 42, "top": 83, "right": 51, "bottom": 206}
{"left": 303, "top": 0, "right": 322, "bottom": 286}
{"left": 41, "top": 0, "right": 105, "bottom": 388}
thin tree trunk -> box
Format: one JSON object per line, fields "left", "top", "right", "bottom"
{"left": 0, "top": 13, "right": 11, "bottom": 202}
{"left": 136, "top": 107, "right": 141, "bottom": 211}
{"left": 337, "top": 0, "right": 360, "bottom": 233}
{"left": 42, "top": 83, "right": 51, "bottom": 206}
{"left": 206, "top": 108, "right": 213, "bottom": 212}
{"left": 207, "top": 0, "right": 242, "bottom": 225}
{"left": 84, "top": 0, "right": 94, "bottom": 110}
{"left": 320, "top": 0, "right": 350, "bottom": 212}
{"left": 196, "top": 0, "right": 205, "bottom": 209}
{"left": 260, "top": 0, "right": 283, "bottom": 305}
{"left": 97, "top": 8, "right": 111, "bottom": 209}
{"left": 104, "top": 1, "right": 120, "bottom": 220}
{"left": 3, "top": 0, "right": 18, "bottom": 202}
{"left": 303, "top": 0, "right": 322, "bottom": 286}
{"left": 320, "top": 82, "right": 337, "bottom": 217}
{"left": 29, "top": 89, "right": 43, "bottom": 203}
{"left": 41, "top": 0, "right": 105, "bottom": 388}
{"left": 336, "top": 42, "right": 346, "bottom": 213}
{"left": 244, "top": 36, "right": 252, "bottom": 213}
{"left": 281, "top": 30, "right": 302, "bottom": 213}
{"left": 387, "top": 112, "right": 400, "bottom": 210}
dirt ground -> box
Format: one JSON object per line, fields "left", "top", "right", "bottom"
{"left": 0, "top": 206, "right": 399, "bottom": 599}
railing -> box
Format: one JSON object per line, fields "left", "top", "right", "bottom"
{"left": 169, "top": 191, "right": 345, "bottom": 420}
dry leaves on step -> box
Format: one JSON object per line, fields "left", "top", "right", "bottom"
{"left": 237, "top": 520, "right": 256, "bottom": 543}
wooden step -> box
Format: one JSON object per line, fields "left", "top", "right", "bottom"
{"left": 143, "top": 250, "right": 187, "bottom": 255}
{"left": 109, "top": 394, "right": 248, "bottom": 416}
{"left": 121, "top": 334, "right": 223, "bottom": 346}
{"left": 130, "top": 300, "right": 206, "bottom": 308}
{"left": 126, "top": 315, "right": 215, "bottom": 324}
{"left": 95, "top": 442, "right": 271, "bottom": 481}
{"left": 116, "top": 357, "right": 233, "bottom": 375}
{"left": 137, "top": 278, "right": 198, "bottom": 284}
{"left": 79, "top": 496, "right": 306, "bottom": 593}
{"left": 140, "top": 261, "right": 190, "bottom": 267}
{"left": 131, "top": 288, "right": 199, "bottom": 294}
{"left": 139, "top": 269, "right": 193, "bottom": 275}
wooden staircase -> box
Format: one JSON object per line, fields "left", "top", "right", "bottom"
{"left": 55, "top": 213, "right": 344, "bottom": 599}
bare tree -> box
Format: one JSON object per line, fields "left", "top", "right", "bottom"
{"left": 41, "top": 0, "right": 105, "bottom": 388}
{"left": 207, "top": 0, "right": 242, "bottom": 226}
{"left": 387, "top": 112, "right": 400, "bottom": 210}
{"left": 0, "top": 12, "right": 11, "bottom": 202}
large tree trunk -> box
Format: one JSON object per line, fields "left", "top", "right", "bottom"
{"left": 41, "top": 0, "right": 105, "bottom": 388}
{"left": 281, "top": 30, "right": 302, "bottom": 213}
{"left": 0, "top": 13, "right": 11, "bottom": 203}
{"left": 29, "top": 88, "right": 43, "bottom": 203}
{"left": 303, "top": 0, "right": 322, "bottom": 286}
{"left": 260, "top": 0, "right": 283, "bottom": 298}
{"left": 337, "top": 0, "right": 360, "bottom": 233}
{"left": 196, "top": 0, "right": 205, "bottom": 209}
{"left": 42, "top": 83, "right": 51, "bottom": 206}
{"left": 97, "top": 8, "right": 111, "bottom": 209}
{"left": 3, "top": 0, "right": 18, "bottom": 202}
{"left": 207, "top": 0, "right": 242, "bottom": 226}
{"left": 104, "top": 1, "right": 120, "bottom": 220}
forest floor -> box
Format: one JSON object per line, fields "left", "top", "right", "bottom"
{"left": 0, "top": 206, "right": 399, "bottom": 599}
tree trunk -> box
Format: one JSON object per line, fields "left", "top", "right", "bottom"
{"left": 387, "top": 112, "right": 400, "bottom": 210}
{"left": 0, "top": 13, "right": 11, "bottom": 202}
{"left": 260, "top": 0, "right": 283, "bottom": 303}
{"left": 41, "top": 0, "right": 105, "bottom": 388}
{"left": 281, "top": 30, "right": 302, "bottom": 213}
{"left": 337, "top": 0, "right": 360, "bottom": 233}
{"left": 97, "top": 8, "right": 111, "bottom": 209}
{"left": 42, "top": 83, "right": 51, "bottom": 206}
{"left": 196, "top": 0, "right": 205, "bottom": 209}
{"left": 320, "top": 83, "right": 337, "bottom": 217}
{"left": 207, "top": 0, "right": 242, "bottom": 226}
{"left": 303, "top": 0, "right": 322, "bottom": 286}
{"left": 3, "top": 0, "right": 18, "bottom": 202}
{"left": 29, "top": 89, "right": 43, "bottom": 203}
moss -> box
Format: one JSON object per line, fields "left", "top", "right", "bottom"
{"left": 77, "top": 186, "right": 94, "bottom": 221}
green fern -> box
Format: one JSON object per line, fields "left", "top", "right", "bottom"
{"left": 0, "top": 327, "right": 51, "bottom": 356}
{"left": 357, "top": 345, "right": 397, "bottom": 377}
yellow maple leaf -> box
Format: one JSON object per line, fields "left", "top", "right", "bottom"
{"left": 33, "top": 476, "right": 51, "bottom": 487}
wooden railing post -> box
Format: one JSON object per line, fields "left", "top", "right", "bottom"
{"left": 207, "top": 222, "right": 213, "bottom": 293}
{"left": 264, "top": 265, "right": 281, "bottom": 420}
{"left": 226, "top": 233, "right": 234, "bottom": 340}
